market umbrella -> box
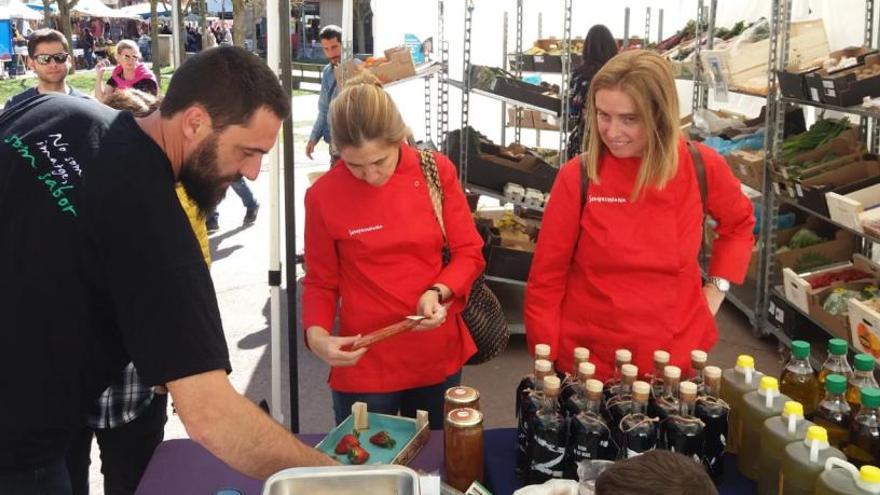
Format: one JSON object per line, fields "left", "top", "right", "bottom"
{"left": 72, "top": 0, "right": 138, "bottom": 19}
{"left": 0, "top": 0, "right": 43, "bottom": 20}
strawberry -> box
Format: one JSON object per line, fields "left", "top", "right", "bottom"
{"left": 347, "top": 445, "right": 370, "bottom": 464}
{"left": 369, "top": 430, "right": 396, "bottom": 449}
{"left": 334, "top": 432, "right": 360, "bottom": 455}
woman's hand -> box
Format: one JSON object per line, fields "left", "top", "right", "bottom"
{"left": 95, "top": 58, "right": 109, "bottom": 79}
{"left": 306, "top": 326, "right": 367, "bottom": 367}
{"left": 703, "top": 284, "right": 726, "bottom": 316}
{"left": 415, "top": 286, "right": 450, "bottom": 331}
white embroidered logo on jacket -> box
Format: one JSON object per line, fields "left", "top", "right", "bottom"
{"left": 348, "top": 224, "right": 384, "bottom": 237}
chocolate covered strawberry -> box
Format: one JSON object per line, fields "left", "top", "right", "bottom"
{"left": 347, "top": 445, "right": 370, "bottom": 464}
{"left": 369, "top": 431, "right": 396, "bottom": 448}
{"left": 334, "top": 432, "right": 360, "bottom": 455}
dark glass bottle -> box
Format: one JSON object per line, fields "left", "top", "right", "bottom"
{"left": 563, "top": 361, "right": 597, "bottom": 418}
{"left": 564, "top": 378, "right": 618, "bottom": 479}
{"left": 663, "top": 381, "right": 705, "bottom": 464}
{"left": 560, "top": 347, "right": 591, "bottom": 408}
{"left": 695, "top": 365, "right": 729, "bottom": 485}
{"left": 650, "top": 365, "right": 682, "bottom": 441}
{"left": 690, "top": 350, "right": 708, "bottom": 393}
{"left": 603, "top": 349, "right": 633, "bottom": 403}
{"left": 845, "top": 387, "right": 880, "bottom": 467}
{"left": 813, "top": 374, "right": 852, "bottom": 451}
{"left": 516, "top": 344, "right": 552, "bottom": 417}
{"left": 649, "top": 350, "right": 671, "bottom": 402}
{"left": 606, "top": 364, "right": 639, "bottom": 444}
{"left": 528, "top": 375, "right": 567, "bottom": 484}
{"left": 515, "top": 357, "right": 553, "bottom": 480}
{"left": 620, "top": 380, "right": 658, "bottom": 459}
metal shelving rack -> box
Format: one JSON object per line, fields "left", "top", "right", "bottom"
{"left": 757, "top": 0, "right": 879, "bottom": 357}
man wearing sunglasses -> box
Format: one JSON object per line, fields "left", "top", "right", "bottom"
{"left": 4, "top": 29, "right": 89, "bottom": 112}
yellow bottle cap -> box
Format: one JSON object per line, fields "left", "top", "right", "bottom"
{"left": 759, "top": 376, "right": 779, "bottom": 392}
{"left": 783, "top": 401, "right": 804, "bottom": 418}
{"left": 861, "top": 465, "right": 880, "bottom": 484}
{"left": 806, "top": 425, "right": 828, "bottom": 443}
{"left": 736, "top": 354, "right": 755, "bottom": 369}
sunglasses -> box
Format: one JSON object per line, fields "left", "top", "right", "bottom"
{"left": 33, "top": 53, "right": 69, "bottom": 65}
{"left": 121, "top": 53, "right": 139, "bottom": 62}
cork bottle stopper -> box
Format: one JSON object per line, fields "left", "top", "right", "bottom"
{"left": 664, "top": 365, "right": 682, "bottom": 380}
{"left": 654, "top": 350, "right": 671, "bottom": 365}
{"left": 535, "top": 344, "right": 551, "bottom": 359}
{"left": 632, "top": 381, "right": 650, "bottom": 401}
{"left": 574, "top": 347, "right": 590, "bottom": 362}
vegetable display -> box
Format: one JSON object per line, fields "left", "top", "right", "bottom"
{"left": 780, "top": 118, "right": 851, "bottom": 164}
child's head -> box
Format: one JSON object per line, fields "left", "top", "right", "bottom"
{"left": 595, "top": 450, "right": 717, "bottom": 495}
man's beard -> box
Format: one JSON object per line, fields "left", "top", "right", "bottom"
{"left": 178, "top": 134, "right": 238, "bottom": 213}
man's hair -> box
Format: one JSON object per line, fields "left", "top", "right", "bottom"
{"left": 27, "top": 29, "right": 69, "bottom": 56}
{"left": 159, "top": 46, "right": 289, "bottom": 130}
{"left": 319, "top": 25, "right": 342, "bottom": 43}
{"left": 595, "top": 450, "right": 718, "bottom": 495}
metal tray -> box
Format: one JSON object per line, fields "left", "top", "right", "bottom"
{"left": 262, "top": 465, "right": 420, "bottom": 495}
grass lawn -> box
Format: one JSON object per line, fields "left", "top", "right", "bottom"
{"left": 1, "top": 66, "right": 314, "bottom": 105}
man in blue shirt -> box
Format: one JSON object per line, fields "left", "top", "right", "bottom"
{"left": 306, "top": 25, "right": 343, "bottom": 164}
{"left": 4, "top": 29, "right": 89, "bottom": 111}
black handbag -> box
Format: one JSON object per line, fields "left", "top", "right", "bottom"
{"left": 417, "top": 150, "right": 510, "bottom": 365}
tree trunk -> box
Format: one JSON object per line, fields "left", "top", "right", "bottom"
{"left": 232, "top": 0, "right": 245, "bottom": 47}
{"left": 199, "top": 0, "right": 209, "bottom": 50}
{"left": 57, "top": 0, "right": 79, "bottom": 74}
{"left": 150, "top": 0, "right": 162, "bottom": 83}
{"left": 41, "top": 0, "right": 52, "bottom": 28}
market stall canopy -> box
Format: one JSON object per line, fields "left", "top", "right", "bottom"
{"left": 72, "top": 0, "right": 137, "bottom": 19}
{"left": 0, "top": 0, "right": 43, "bottom": 20}
{"left": 119, "top": 1, "right": 170, "bottom": 18}
{"left": 205, "top": 0, "right": 231, "bottom": 14}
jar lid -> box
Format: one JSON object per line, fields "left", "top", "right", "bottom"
{"left": 445, "top": 386, "right": 480, "bottom": 404}
{"left": 759, "top": 376, "right": 779, "bottom": 392}
{"left": 861, "top": 465, "right": 880, "bottom": 484}
{"left": 586, "top": 379, "right": 603, "bottom": 394}
{"left": 679, "top": 381, "right": 697, "bottom": 396}
{"left": 806, "top": 425, "right": 828, "bottom": 443}
{"left": 446, "top": 407, "right": 483, "bottom": 427}
{"left": 535, "top": 359, "right": 553, "bottom": 373}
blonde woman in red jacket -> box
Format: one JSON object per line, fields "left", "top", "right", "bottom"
{"left": 302, "top": 74, "right": 485, "bottom": 428}
{"left": 525, "top": 50, "right": 755, "bottom": 381}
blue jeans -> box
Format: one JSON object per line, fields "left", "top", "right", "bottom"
{"left": 209, "top": 178, "right": 258, "bottom": 221}
{"left": 0, "top": 457, "right": 72, "bottom": 494}
{"left": 332, "top": 370, "right": 463, "bottom": 430}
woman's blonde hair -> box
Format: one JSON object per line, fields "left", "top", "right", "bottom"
{"left": 329, "top": 71, "right": 411, "bottom": 150}
{"left": 583, "top": 49, "right": 681, "bottom": 200}
{"left": 116, "top": 39, "right": 140, "bottom": 57}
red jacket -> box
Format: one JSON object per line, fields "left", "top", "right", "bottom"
{"left": 525, "top": 140, "right": 755, "bottom": 381}
{"left": 302, "top": 144, "right": 484, "bottom": 393}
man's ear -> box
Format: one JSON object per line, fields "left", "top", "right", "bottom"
{"left": 179, "top": 105, "right": 213, "bottom": 141}
{"left": 27, "top": 58, "right": 35, "bottom": 72}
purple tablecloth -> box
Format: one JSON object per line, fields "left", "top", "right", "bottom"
{"left": 136, "top": 428, "right": 754, "bottom": 494}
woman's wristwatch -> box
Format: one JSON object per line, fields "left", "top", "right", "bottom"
{"left": 427, "top": 285, "right": 445, "bottom": 302}
{"left": 707, "top": 276, "right": 730, "bottom": 293}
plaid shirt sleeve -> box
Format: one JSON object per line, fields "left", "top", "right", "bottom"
{"left": 87, "top": 362, "right": 156, "bottom": 430}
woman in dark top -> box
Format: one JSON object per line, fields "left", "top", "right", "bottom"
{"left": 95, "top": 39, "right": 158, "bottom": 101}
{"left": 567, "top": 25, "right": 618, "bottom": 159}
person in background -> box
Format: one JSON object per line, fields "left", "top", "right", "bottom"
{"left": 306, "top": 24, "right": 344, "bottom": 164}
{"left": 138, "top": 31, "right": 152, "bottom": 62}
{"left": 525, "top": 50, "right": 755, "bottom": 380}
{"left": 0, "top": 46, "right": 335, "bottom": 495}
{"left": 302, "top": 72, "right": 485, "bottom": 429}
{"left": 595, "top": 450, "right": 718, "bottom": 495}
{"left": 80, "top": 27, "right": 96, "bottom": 70}
{"left": 65, "top": 88, "right": 210, "bottom": 495}
{"left": 205, "top": 177, "right": 260, "bottom": 233}
{"left": 4, "top": 29, "right": 90, "bottom": 112}
{"left": 95, "top": 39, "right": 159, "bottom": 101}
{"left": 567, "top": 24, "right": 617, "bottom": 159}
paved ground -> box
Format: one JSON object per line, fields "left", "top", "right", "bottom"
{"left": 83, "top": 92, "right": 784, "bottom": 493}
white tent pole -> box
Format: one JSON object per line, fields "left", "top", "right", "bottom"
{"left": 266, "top": 0, "right": 283, "bottom": 424}
{"left": 342, "top": 0, "right": 353, "bottom": 60}
{"left": 171, "top": 0, "right": 181, "bottom": 67}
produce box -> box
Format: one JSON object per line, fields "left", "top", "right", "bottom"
{"left": 478, "top": 223, "right": 534, "bottom": 282}
{"left": 366, "top": 46, "right": 416, "bottom": 84}
{"left": 811, "top": 281, "right": 879, "bottom": 341}
{"left": 506, "top": 108, "right": 560, "bottom": 131}
{"left": 508, "top": 53, "right": 535, "bottom": 72}
{"left": 470, "top": 65, "right": 561, "bottom": 115}
{"left": 702, "top": 19, "right": 829, "bottom": 94}
{"left": 773, "top": 127, "right": 862, "bottom": 196}
{"left": 775, "top": 228, "right": 857, "bottom": 276}
{"left": 532, "top": 54, "right": 562, "bottom": 73}
{"left": 769, "top": 290, "right": 799, "bottom": 340}
{"left": 826, "top": 181, "right": 880, "bottom": 233}
{"left": 849, "top": 297, "right": 880, "bottom": 364}
{"left": 726, "top": 149, "right": 765, "bottom": 191}
{"left": 316, "top": 403, "right": 429, "bottom": 466}
{"left": 782, "top": 47, "right": 876, "bottom": 101}
{"left": 794, "top": 158, "right": 880, "bottom": 216}
{"left": 807, "top": 52, "right": 880, "bottom": 107}
{"left": 782, "top": 254, "right": 880, "bottom": 316}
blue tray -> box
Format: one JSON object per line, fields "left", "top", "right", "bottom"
{"left": 316, "top": 411, "right": 429, "bottom": 466}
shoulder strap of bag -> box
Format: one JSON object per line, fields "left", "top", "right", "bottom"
{"left": 417, "top": 149, "right": 448, "bottom": 243}
{"left": 686, "top": 140, "right": 708, "bottom": 216}
{"left": 579, "top": 152, "right": 589, "bottom": 212}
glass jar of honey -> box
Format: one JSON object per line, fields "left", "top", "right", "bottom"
{"left": 444, "top": 407, "right": 484, "bottom": 492}
{"left": 444, "top": 386, "right": 480, "bottom": 417}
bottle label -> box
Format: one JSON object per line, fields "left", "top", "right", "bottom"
{"left": 626, "top": 447, "right": 655, "bottom": 458}
{"left": 531, "top": 435, "right": 565, "bottom": 477}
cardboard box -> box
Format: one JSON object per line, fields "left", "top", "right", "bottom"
{"left": 532, "top": 54, "right": 562, "bottom": 72}
{"left": 780, "top": 129, "right": 863, "bottom": 179}
{"left": 336, "top": 46, "right": 416, "bottom": 86}
{"left": 775, "top": 229, "right": 857, "bottom": 276}
{"left": 506, "top": 108, "right": 560, "bottom": 131}
{"left": 781, "top": 47, "right": 876, "bottom": 101}
{"left": 769, "top": 290, "right": 799, "bottom": 340}
{"left": 783, "top": 254, "right": 880, "bottom": 315}
{"left": 726, "top": 149, "right": 765, "bottom": 191}
{"left": 849, "top": 297, "right": 880, "bottom": 364}
{"left": 794, "top": 158, "right": 880, "bottom": 216}
{"left": 826, "top": 181, "right": 880, "bottom": 232}
{"left": 702, "top": 19, "right": 829, "bottom": 92}
{"left": 807, "top": 52, "right": 880, "bottom": 107}
{"left": 811, "top": 281, "right": 879, "bottom": 341}
{"left": 470, "top": 65, "right": 561, "bottom": 115}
